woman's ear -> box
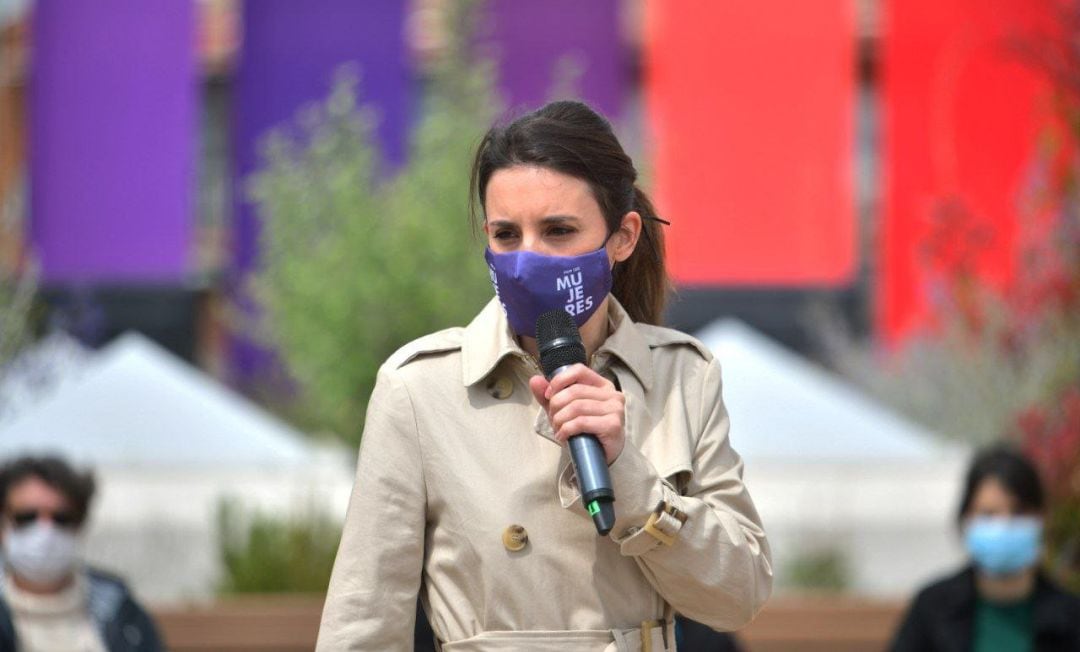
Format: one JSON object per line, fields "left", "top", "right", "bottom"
{"left": 610, "top": 211, "right": 642, "bottom": 263}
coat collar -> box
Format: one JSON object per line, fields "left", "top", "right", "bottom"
{"left": 594, "top": 297, "right": 654, "bottom": 391}
{"left": 461, "top": 296, "right": 654, "bottom": 391}
{"left": 460, "top": 298, "right": 523, "bottom": 387}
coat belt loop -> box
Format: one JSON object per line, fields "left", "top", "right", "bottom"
{"left": 640, "top": 618, "right": 672, "bottom": 651}
{"left": 610, "top": 626, "right": 636, "bottom": 651}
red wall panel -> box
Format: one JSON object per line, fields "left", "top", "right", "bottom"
{"left": 880, "top": 0, "right": 1055, "bottom": 342}
{"left": 644, "top": 1, "right": 856, "bottom": 286}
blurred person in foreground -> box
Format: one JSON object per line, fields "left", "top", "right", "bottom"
{"left": 890, "top": 445, "right": 1080, "bottom": 652}
{"left": 0, "top": 456, "right": 162, "bottom": 652}
{"left": 317, "top": 100, "right": 772, "bottom": 651}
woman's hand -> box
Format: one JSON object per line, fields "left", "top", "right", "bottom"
{"left": 528, "top": 364, "right": 625, "bottom": 465}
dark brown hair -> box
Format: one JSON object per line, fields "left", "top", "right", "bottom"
{"left": 470, "top": 100, "right": 669, "bottom": 324}
{"left": 957, "top": 445, "right": 1045, "bottom": 524}
{"left": 0, "top": 455, "right": 96, "bottom": 527}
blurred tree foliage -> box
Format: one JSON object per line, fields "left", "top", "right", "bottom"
{"left": 0, "top": 263, "right": 35, "bottom": 374}
{"left": 0, "top": 270, "right": 35, "bottom": 421}
{"left": 785, "top": 547, "right": 851, "bottom": 593}
{"left": 0, "top": 178, "right": 38, "bottom": 419}
{"left": 217, "top": 500, "right": 342, "bottom": 594}
{"left": 816, "top": 6, "right": 1080, "bottom": 589}
{"left": 248, "top": 2, "right": 497, "bottom": 446}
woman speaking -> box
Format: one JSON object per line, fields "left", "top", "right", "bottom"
{"left": 317, "top": 100, "right": 772, "bottom": 651}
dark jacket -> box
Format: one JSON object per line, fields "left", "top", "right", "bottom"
{"left": 675, "top": 616, "right": 743, "bottom": 651}
{"left": 890, "top": 566, "right": 1080, "bottom": 652}
{"left": 0, "top": 568, "right": 162, "bottom": 652}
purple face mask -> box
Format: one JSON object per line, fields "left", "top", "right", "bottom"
{"left": 485, "top": 245, "right": 613, "bottom": 337}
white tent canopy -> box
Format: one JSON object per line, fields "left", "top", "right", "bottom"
{"left": 695, "top": 319, "right": 970, "bottom": 597}
{"left": 696, "top": 319, "right": 956, "bottom": 462}
{"left": 0, "top": 332, "right": 316, "bottom": 469}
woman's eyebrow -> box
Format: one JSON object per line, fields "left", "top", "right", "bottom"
{"left": 487, "top": 216, "right": 581, "bottom": 228}
{"left": 539, "top": 215, "right": 581, "bottom": 225}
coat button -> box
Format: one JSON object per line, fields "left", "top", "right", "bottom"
{"left": 487, "top": 376, "right": 513, "bottom": 399}
{"left": 123, "top": 625, "right": 142, "bottom": 645}
{"left": 502, "top": 524, "right": 528, "bottom": 552}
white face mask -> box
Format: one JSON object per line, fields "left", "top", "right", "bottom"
{"left": 2, "top": 521, "right": 80, "bottom": 585}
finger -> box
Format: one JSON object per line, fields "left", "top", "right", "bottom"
{"left": 551, "top": 399, "right": 623, "bottom": 435}
{"left": 547, "top": 384, "right": 622, "bottom": 415}
{"left": 556, "top": 418, "right": 625, "bottom": 465}
{"left": 555, "top": 414, "right": 623, "bottom": 447}
{"left": 528, "top": 375, "right": 550, "bottom": 410}
{"left": 544, "top": 364, "right": 613, "bottom": 399}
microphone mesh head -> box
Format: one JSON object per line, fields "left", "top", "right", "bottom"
{"left": 536, "top": 310, "right": 587, "bottom": 376}
{"left": 535, "top": 309, "right": 577, "bottom": 344}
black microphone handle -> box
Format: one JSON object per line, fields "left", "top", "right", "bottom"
{"left": 548, "top": 364, "right": 617, "bottom": 535}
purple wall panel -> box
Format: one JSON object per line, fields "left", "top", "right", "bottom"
{"left": 486, "top": 0, "right": 628, "bottom": 120}
{"left": 30, "top": 0, "right": 197, "bottom": 284}
{"left": 232, "top": 0, "right": 410, "bottom": 276}
{"left": 230, "top": 0, "right": 409, "bottom": 383}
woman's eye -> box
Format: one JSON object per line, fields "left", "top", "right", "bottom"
{"left": 492, "top": 230, "right": 517, "bottom": 240}
{"left": 548, "top": 226, "right": 575, "bottom": 237}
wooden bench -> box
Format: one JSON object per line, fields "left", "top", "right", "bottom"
{"left": 739, "top": 596, "right": 904, "bottom": 652}
{"left": 155, "top": 596, "right": 324, "bottom": 652}
{"left": 154, "top": 595, "right": 906, "bottom": 651}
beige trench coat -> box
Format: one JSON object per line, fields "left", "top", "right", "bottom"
{"left": 317, "top": 298, "right": 773, "bottom": 651}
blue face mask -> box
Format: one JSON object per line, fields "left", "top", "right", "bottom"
{"left": 485, "top": 245, "right": 613, "bottom": 337}
{"left": 964, "top": 516, "right": 1043, "bottom": 577}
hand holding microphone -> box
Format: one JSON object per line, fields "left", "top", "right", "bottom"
{"left": 529, "top": 366, "right": 626, "bottom": 464}
{"left": 529, "top": 310, "right": 620, "bottom": 535}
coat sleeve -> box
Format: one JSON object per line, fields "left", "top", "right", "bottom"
{"left": 316, "top": 366, "right": 426, "bottom": 651}
{"left": 605, "top": 356, "right": 773, "bottom": 631}
{"left": 888, "top": 591, "right": 934, "bottom": 652}
{"left": 116, "top": 593, "right": 163, "bottom": 652}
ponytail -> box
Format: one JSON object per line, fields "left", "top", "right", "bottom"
{"left": 612, "top": 186, "right": 670, "bottom": 325}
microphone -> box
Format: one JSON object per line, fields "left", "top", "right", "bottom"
{"left": 536, "top": 310, "right": 617, "bottom": 536}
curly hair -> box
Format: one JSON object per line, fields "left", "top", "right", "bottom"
{"left": 0, "top": 455, "right": 97, "bottom": 526}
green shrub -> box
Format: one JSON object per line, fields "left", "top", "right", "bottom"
{"left": 0, "top": 257, "right": 39, "bottom": 420}
{"left": 248, "top": 2, "right": 498, "bottom": 446}
{"left": 217, "top": 499, "right": 342, "bottom": 594}
{"left": 785, "top": 547, "right": 851, "bottom": 593}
